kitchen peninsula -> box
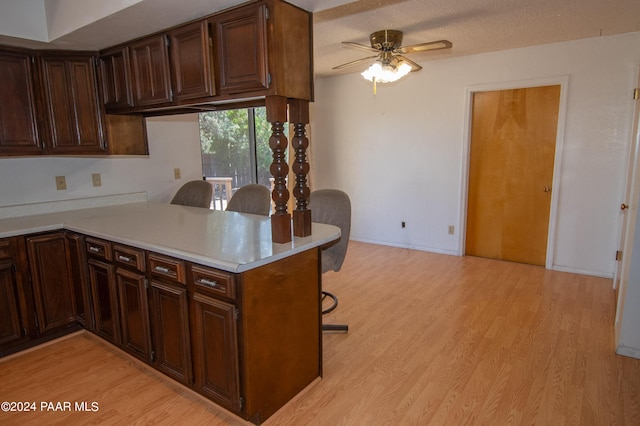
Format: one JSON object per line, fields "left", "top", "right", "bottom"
{"left": 0, "top": 199, "right": 340, "bottom": 424}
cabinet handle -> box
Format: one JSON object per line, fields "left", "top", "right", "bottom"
{"left": 197, "top": 278, "right": 218, "bottom": 288}
{"left": 118, "top": 255, "right": 132, "bottom": 262}
{"left": 89, "top": 246, "right": 101, "bottom": 253}
{"left": 154, "top": 266, "right": 170, "bottom": 273}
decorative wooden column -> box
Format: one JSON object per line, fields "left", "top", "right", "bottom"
{"left": 266, "top": 96, "right": 291, "bottom": 243}
{"left": 289, "top": 99, "right": 311, "bottom": 237}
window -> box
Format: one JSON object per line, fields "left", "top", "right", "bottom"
{"left": 199, "top": 107, "right": 284, "bottom": 209}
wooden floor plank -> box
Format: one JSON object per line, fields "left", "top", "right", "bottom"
{"left": 1, "top": 241, "right": 639, "bottom": 425}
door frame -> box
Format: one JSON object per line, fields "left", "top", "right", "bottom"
{"left": 458, "top": 76, "right": 570, "bottom": 269}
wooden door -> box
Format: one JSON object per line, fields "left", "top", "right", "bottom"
{"left": 150, "top": 279, "right": 192, "bottom": 385}
{"left": 39, "top": 53, "right": 106, "bottom": 154}
{"left": 116, "top": 268, "right": 152, "bottom": 362}
{"left": 0, "top": 260, "right": 25, "bottom": 349}
{"left": 0, "top": 48, "right": 42, "bottom": 155}
{"left": 466, "top": 85, "right": 560, "bottom": 265}
{"left": 130, "top": 34, "right": 173, "bottom": 107}
{"left": 212, "top": 2, "right": 269, "bottom": 94}
{"left": 65, "top": 233, "right": 92, "bottom": 329}
{"left": 26, "top": 233, "right": 76, "bottom": 334}
{"left": 98, "top": 46, "right": 135, "bottom": 112}
{"left": 88, "top": 259, "right": 120, "bottom": 344}
{"left": 191, "top": 292, "right": 240, "bottom": 412}
{"left": 170, "top": 19, "right": 215, "bottom": 102}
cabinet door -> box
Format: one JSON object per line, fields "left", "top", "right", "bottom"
{"left": 170, "top": 20, "right": 215, "bottom": 102}
{"left": 212, "top": 2, "right": 269, "bottom": 94}
{"left": 26, "top": 233, "right": 76, "bottom": 335}
{"left": 191, "top": 292, "right": 240, "bottom": 412}
{"left": 0, "top": 48, "right": 42, "bottom": 155}
{"left": 39, "top": 53, "right": 106, "bottom": 154}
{"left": 0, "top": 260, "right": 27, "bottom": 350}
{"left": 88, "top": 258, "right": 120, "bottom": 344}
{"left": 98, "top": 46, "right": 135, "bottom": 112}
{"left": 150, "top": 279, "right": 192, "bottom": 384}
{"left": 116, "top": 268, "right": 152, "bottom": 362}
{"left": 130, "top": 34, "right": 173, "bottom": 107}
{"left": 65, "top": 233, "right": 92, "bottom": 329}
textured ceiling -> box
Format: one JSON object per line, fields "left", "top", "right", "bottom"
{"left": 0, "top": 0, "right": 639, "bottom": 79}
{"left": 313, "top": 0, "right": 640, "bottom": 77}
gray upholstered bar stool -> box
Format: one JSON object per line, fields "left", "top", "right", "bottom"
{"left": 226, "top": 184, "right": 271, "bottom": 216}
{"left": 170, "top": 180, "right": 213, "bottom": 208}
{"left": 308, "top": 189, "right": 351, "bottom": 333}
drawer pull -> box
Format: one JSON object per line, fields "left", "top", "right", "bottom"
{"left": 118, "top": 255, "right": 132, "bottom": 262}
{"left": 89, "top": 246, "right": 101, "bottom": 253}
{"left": 197, "top": 278, "right": 218, "bottom": 288}
{"left": 155, "top": 266, "right": 171, "bottom": 273}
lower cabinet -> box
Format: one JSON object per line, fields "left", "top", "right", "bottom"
{"left": 116, "top": 267, "right": 152, "bottom": 361}
{"left": 26, "top": 232, "right": 76, "bottom": 334}
{"left": 88, "top": 257, "right": 120, "bottom": 345}
{"left": 0, "top": 237, "right": 30, "bottom": 354}
{"left": 65, "top": 233, "right": 92, "bottom": 329}
{"left": 2, "top": 231, "right": 321, "bottom": 424}
{"left": 191, "top": 292, "right": 240, "bottom": 411}
{"left": 149, "top": 279, "right": 192, "bottom": 384}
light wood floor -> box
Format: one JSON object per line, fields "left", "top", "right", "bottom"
{"left": 1, "top": 241, "right": 639, "bottom": 425}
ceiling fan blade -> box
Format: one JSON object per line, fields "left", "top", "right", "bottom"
{"left": 332, "top": 55, "right": 378, "bottom": 70}
{"left": 342, "top": 41, "right": 380, "bottom": 53}
{"left": 396, "top": 55, "right": 423, "bottom": 72}
{"left": 398, "top": 39, "right": 452, "bottom": 55}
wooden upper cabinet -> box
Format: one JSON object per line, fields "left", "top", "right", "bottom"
{"left": 130, "top": 34, "right": 173, "bottom": 108}
{"left": 39, "top": 52, "right": 107, "bottom": 154}
{"left": 98, "top": 46, "right": 134, "bottom": 112}
{"left": 170, "top": 20, "right": 216, "bottom": 103}
{"left": 97, "top": 0, "right": 312, "bottom": 110}
{"left": 211, "top": 0, "right": 312, "bottom": 100}
{"left": 0, "top": 48, "right": 43, "bottom": 155}
{"left": 212, "top": 2, "right": 269, "bottom": 95}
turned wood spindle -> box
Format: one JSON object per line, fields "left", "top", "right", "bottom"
{"left": 266, "top": 96, "right": 291, "bottom": 243}
{"left": 289, "top": 99, "right": 311, "bottom": 237}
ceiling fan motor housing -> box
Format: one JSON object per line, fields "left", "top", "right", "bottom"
{"left": 370, "top": 29, "right": 403, "bottom": 51}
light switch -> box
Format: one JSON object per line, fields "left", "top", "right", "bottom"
{"left": 92, "top": 173, "right": 102, "bottom": 187}
{"left": 174, "top": 168, "right": 181, "bottom": 179}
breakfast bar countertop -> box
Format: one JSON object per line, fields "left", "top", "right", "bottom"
{"left": 0, "top": 202, "right": 340, "bottom": 273}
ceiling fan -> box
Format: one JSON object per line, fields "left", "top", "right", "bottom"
{"left": 333, "top": 29, "right": 452, "bottom": 89}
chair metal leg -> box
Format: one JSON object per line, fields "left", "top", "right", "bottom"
{"left": 322, "top": 290, "right": 338, "bottom": 314}
{"left": 321, "top": 290, "right": 348, "bottom": 332}
{"left": 322, "top": 323, "right": 348, "bottom": 332}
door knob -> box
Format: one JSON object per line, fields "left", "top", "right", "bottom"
{"left": 543, "top": 186, "right": 551, "bottom": 192}
{"left": 621, "top": 203, "right": 629, "bottom": 210}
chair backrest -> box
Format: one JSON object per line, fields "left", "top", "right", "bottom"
{"left": 308, "top": 189, "right": 351, "bottom": 273}
{"left": 170, "top": 180, "right": 212, "bottom": 208}
{"left": 225, "top": 184, "right": 271, "bottom": 216}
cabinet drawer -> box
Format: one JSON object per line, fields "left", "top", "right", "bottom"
{"left": 113, "top": 244, "right": 146, "bottom": 272}
{"left": 148, "top": 253, "right": 186, "bottom": 284}
{"left": 0, "top": 238, "right": 12, "bottom": 259}
{"left": 85, "top": 237, "right": 112, "bottom": 261}
{"left": 191, "top": 264, "right": 236, "bottom": 300}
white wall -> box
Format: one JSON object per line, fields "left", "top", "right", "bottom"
{"left": 0, "top": 114, "right": 203, "bottom": 207}
{"left": 310, "top": 32, "right": 640, "bottom": 278}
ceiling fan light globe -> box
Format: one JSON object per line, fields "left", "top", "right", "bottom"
{"left": 361, "top": 61, "right": 412, "bottom": 83}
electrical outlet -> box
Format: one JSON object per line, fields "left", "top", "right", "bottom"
{"left": 92, "top": 173, "right": 102, "bottom": 187}
{"left": 448, "top": 225, "right": 455, "bottom": 235}
{"left": 174, "top": 168, "right": 181, "bottom": 179}
{"left": 55, "top": 176, "right": 67, "bottom": 191}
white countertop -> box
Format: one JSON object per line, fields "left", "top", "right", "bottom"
{"left": 0, "top": 202, "right": 341, "bottom": 273}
